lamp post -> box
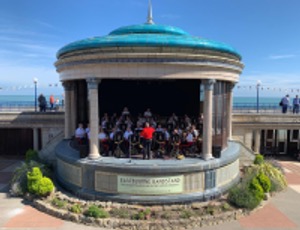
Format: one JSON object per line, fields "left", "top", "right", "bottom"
{"left": 33, "top": 78, "right": 38, "bottom": 112}
{"left": 256, "top": 80, "right": 261, "bottom": 113}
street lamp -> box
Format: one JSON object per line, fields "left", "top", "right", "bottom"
{"left": 256, "top": 80, "right": 261, "bottom": 113}
{"left": 33, "top": 78, "right": 38, "bottom": 112}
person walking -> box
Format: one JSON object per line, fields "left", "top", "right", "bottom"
{"left": 281, "top": 94, "right": 290, "bottom": 114}
{"left": 140, "top": 122, "right": 155, "bottom": 159}
{"left": 293, "top": 95, "right": 300, "bottom": 114}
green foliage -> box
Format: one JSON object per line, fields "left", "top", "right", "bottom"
{"left": 25, "top": 149, "right": 40, "bottom": 163}
{"left": 27, "top": 167, "right": 54, "bottom": 197}
{"left": 132, "top": 208, "right": 152, "bottom": 220}
{"left": 85, "top": 205, "right": 109, "bottom": 218}
{"left": 10, "top": 160, "right": 51, "bottom": 196}
{"left": 257, "top": 173, "right": 271, "bottom": 193}
{"left": 228, "top": 185, "right": 261, "bottom": 210}
{"left": 27, "top": 167, "right": 43, "bottom": 194}
{"left": 257, "top": 162, "right": 287, "bottom": 192}
{"left": 36, "top": 177, "right": 54, "bottom": 196}
{"left": 51, "top": 197, "right": 67, "bottom": 209}
{"left": 249, "top": 177, "right": 264, "bottom": 200}
{"left": 180, "top": 209, "right": 193, "bottom": 219}
{"left": 110, "top": 208, "right": 130, "bottom": 219}
{"left": 70, "top": 204, "right": 82, "bottom": 214}
{"left": 254, "top": 154, "right": 264, "bottom": 165}
{"left": 221, "top": 202, "right": 232, "bottom": 212}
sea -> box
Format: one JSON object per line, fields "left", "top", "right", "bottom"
{"left": 0, "top": 95, "right": 281, "bottom": 106}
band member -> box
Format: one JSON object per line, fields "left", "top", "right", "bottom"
{"left": 140, "top": 122, "right": 155, "bottom": 159}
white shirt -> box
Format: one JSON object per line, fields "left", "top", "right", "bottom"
{"left": 164, "top": 131, "right": 170, "bottom": 141}
{"left": 98, "top": 132, "right": 107, "bottom": 140}
{"left": 124, "top": 130, "right": 133, "bottom": 140}
{"left": 186, "top": 133, "right": 194, "bottom": 142}
{"left": 144, "top": 111, "right": 152, "bottom": 117}
{"left": 75, "top": 128, "right": 85, "bottom": 138}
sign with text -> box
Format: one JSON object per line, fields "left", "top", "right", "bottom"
{"left": 117, "top": 175, "right": 184, "bottom": 195}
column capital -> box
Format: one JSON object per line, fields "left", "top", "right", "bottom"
{"left": 227, "top": 82, "right": 236, "bottom": 92}
{"left": 87, "top": 78, "right": 101, "bottom": 90}
{"left": 62, "top": 81, "right": 74, "bottom": 91}
{"left": 204, "top": 79, "right": 216, "bottom": 91}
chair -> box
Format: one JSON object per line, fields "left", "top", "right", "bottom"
{"left": 153, "top": 131, "right": 166, "bottom": 158}
{"left": 129, "top": 134, "right": 141, "bottom": 157}
{"left": 170, "top": 134, "right": 181, "bottom": 157}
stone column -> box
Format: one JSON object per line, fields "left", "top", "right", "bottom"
{"left": 33, "top": 128, "right": 39, "bottom": 151}
{"left": 227, "top": 83, "right": 235, "bottom": 140}
{"left": 70, "top": 83, "right": 77, "bottom": 137}
{"left": 87, "top": 78, "right": 101, "bottom": 160}
{"left": 62, "top": 81, "right": 73, "bottom": 139}
{"left": 202, "top": 79, "right": 215, "bottom": 160}
{"left": 254, "top": 129, "right": 261, "bottom": 153}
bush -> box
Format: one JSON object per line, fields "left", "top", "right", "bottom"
{"left": 10, "top": 161, "right": 51, "bottom": 196}
{"left": 258, "top": 162, "right": 287, "bottom": 192}
{"left": 85, "top": 205, "right": 109, "bottom": 218}
{"left": 249, "top": 177, "right": 264, "bottom": 200}
{"left": 51, "top": 197, "right": 67, "bottom": 209}
{"left": 110, "top": 208, "right": 130, "bottom": 219}
{"left": 70, "top": 204, "right": 82, "bottom": 214}
{"left": 36, "top": 177, "right": 54, "bottom": 196}
{"left": 228, "top": 186, "right": 261, "bottom": 210}
{"left": 27, "top": 167, "right": 43, "bottom": 194}
{"left": 254, "top": 154, "right": 264, "bottom": 165}
{"left": 257, "top": 173, "right": 271, "bottom": 193}
{"left": 25, "top": 149, "right": 40, "bottom": 163}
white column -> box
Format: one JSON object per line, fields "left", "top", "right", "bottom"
{"left": 227, "top": 83, "right": 235, "bottom": 140}
{"left": 202, "top": 79, "right": 215, "bottom": 160}
{"left": 62, "top": 81, "right": 73, "bottom": 139}
{"left": 87, "top": 78, "right": 101, "bottom": 160}
{"left": 70, "top": 83, "right": 77, "bottom": 136}
{"left": 254, "top": 129, "right": 261, "bottom": 153}
{"left": 33, "top": 128, "right": 39, "bottom": 151}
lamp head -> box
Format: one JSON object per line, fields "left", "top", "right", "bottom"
{"left": 33, "top": 78, "right": 38, "bottom": 83}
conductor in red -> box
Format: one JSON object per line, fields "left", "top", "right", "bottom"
{"left": 140, "top": 122, "right": 155, "bottom": 159}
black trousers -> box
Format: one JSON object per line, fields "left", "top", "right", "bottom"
{"left": 143, "top": 139, "right": 152, "bottom": 159}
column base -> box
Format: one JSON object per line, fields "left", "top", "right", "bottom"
{"left": 201, "top": 153, "right": 214, "bottom": 161}
{"left": 88, "top": 153, "right": 101, "bottom": 160}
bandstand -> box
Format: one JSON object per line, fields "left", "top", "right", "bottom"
{"left": 54, "top": 3, "right": 244, "bottom": 204}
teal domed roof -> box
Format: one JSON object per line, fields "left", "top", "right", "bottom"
{"left": 57, "top": 23, "right": 241, "bottom": 59}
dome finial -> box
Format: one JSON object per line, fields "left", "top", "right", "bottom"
{"left": 146, "top": 0, "right": 154, "bottom": 24}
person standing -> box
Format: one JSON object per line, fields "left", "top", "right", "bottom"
{"left": 281, "top": 94, "right": 290, "bottom": 114}
{"left": 140, "top": 122, "right": 155, "bottom": 159}
{"left": 293, "top": 95, "right": 300, "bottom": 114}
{"left": 38, "top": 94, "right": 47, "bottom": 112}
{"left": 49, "top": 95, "right": 55, "bottom": 110}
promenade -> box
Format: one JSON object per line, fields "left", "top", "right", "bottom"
{"left": 0, "top": 158, "right": 300, "bottom": 230}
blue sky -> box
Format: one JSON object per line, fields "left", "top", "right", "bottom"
{"left": 0, "top": 0, "right": 299, "bottom": 97}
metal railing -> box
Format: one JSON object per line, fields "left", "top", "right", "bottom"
{"left": 233, "top": 103, "right": 288, "bottom": 114}
{"left": 0, "top": 101, "right": 64, "bottom": 112}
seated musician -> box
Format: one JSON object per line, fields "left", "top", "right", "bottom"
{"left": 144, "top": 108, "right": 152, "bottom": 118}
{"left": 156, "top": 124, "right": 164, "bottom": 132}
{"left": 124, "top": 127, "right": 133, "bottom": 141}
{"left": 169, "top": 129, "right": 181, "bottom": 156}
{"left": 98, "top": 127, "right": 109, "bottom": 155}
{"left": 75, "top": 123, "right": 86, "bottom": 144}
{"left": 121, "top": 107, "right": 130, "bottom": 120}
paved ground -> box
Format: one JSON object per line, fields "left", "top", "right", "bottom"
{"left": 1, "top": 158, "right": 300, "bottom": 230}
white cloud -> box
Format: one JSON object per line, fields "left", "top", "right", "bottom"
{"left": 268, "top": 54, "right": 296, "bottom": 60}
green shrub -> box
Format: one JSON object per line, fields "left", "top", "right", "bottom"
{"left": 70, "top": 204, "right": 82, "bottom": 214}
{"left": 228, "top": 186, "right": 261, "bottom": 210}
{"left": 258, "top": 163, "right": 287, "bottom": 192}
{"left": 25, "top": 149, "right": 40, "bottom": 163}
{"left": 110, "top": 208, "right": 130, "bottom": 219}
{"left": 257, "top": 173, "right": 271, "bottom": 193}
{"left": 254, "top": 154, "right": 264, "bottom": 165}
{"left": 51, "top": 197, "right": 67, "bottom": 208}
{"left": 85, "top": 205, "right": 109, "bottom": 218}
{"left": 36, "top": 177, "right": 54, "bottom": 196}
{"left": 180, "top": 210, "right": 193, "bottom": 219}
{"left": 10, "top": 161, "right": 51, "bottom": 196}
{"left": 249, "top": 177, "right": 264, "bottom": 200}
{"left": 27, "top": 167, "right": 43, "bottom": 194}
